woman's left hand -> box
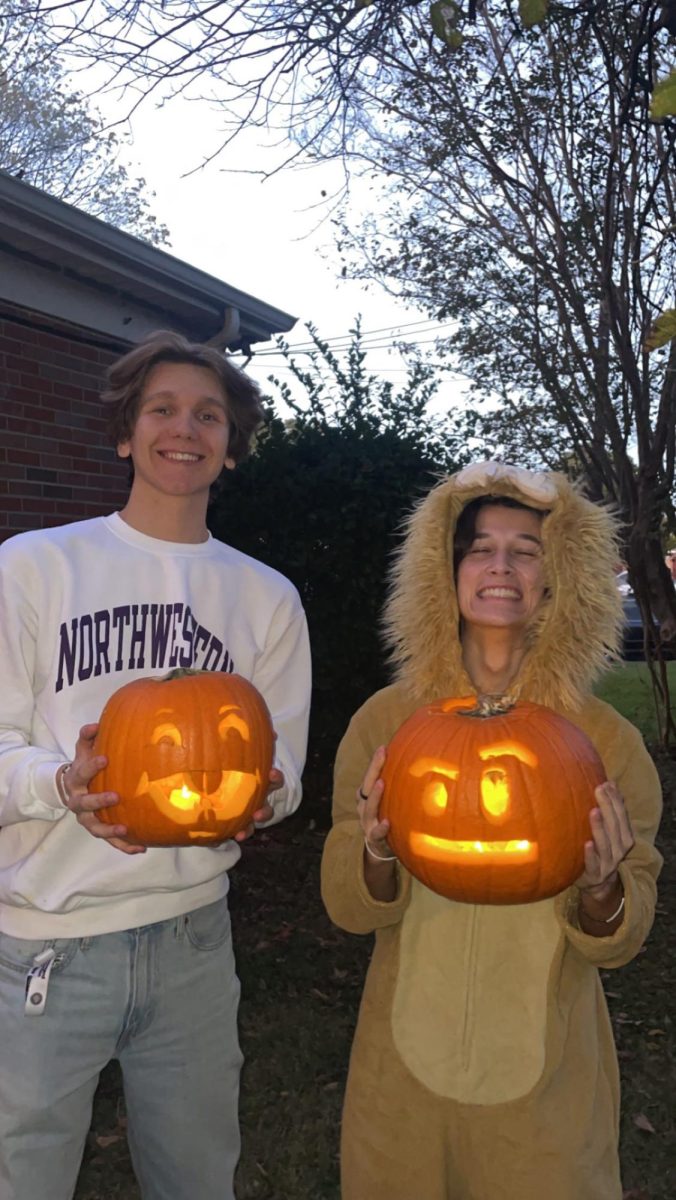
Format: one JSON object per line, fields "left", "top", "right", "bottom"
{"left": 575, "top": 780, "right": 635, "bottom": 899}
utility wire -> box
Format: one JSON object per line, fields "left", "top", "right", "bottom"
{"left": 236, "top": 318, "right": 457, "bottom": 357}
{"left": 249, "top": 334, "right": 456, "bottom": 357}
{"left": 247, "top": 363, "right": 468, "bottom": 376}
{"left": 276, "top": 316, "right": 455, "bottom": 343}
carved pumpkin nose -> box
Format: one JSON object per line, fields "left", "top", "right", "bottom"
{"left": 188, "top": 770, "right": 222, "bottom": 794}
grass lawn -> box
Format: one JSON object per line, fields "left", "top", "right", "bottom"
{"left": 595, "top": 660, "right": 676, "bottom": 742}
{"left": 75, "top": 676, "right": 675, "bottom": 1200}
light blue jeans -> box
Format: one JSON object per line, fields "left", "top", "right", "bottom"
{"left": 0, "top": 897, "right": 243, "bottom": 1200}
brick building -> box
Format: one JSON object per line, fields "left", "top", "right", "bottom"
{"left": 0, "top": 172, "right": 295, "bottom": 542}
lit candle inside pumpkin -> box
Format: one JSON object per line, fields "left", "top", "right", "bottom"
{"left": 168, "top": 784, "right": 201, "bottom": 810}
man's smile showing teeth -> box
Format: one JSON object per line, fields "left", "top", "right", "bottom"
{"left": 159, "top": 451, "right": 203, "bottom": 462}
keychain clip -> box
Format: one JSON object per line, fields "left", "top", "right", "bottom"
{"left": 24, "top": 947, "right": 57, "bottom": 1016}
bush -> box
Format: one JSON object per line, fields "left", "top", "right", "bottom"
{"left": 208, "top": 323, "right": 466, "bottom": 805}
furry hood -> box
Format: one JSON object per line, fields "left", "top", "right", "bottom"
{"left": 383, "top": 461, "right": 624, "bottom": 714}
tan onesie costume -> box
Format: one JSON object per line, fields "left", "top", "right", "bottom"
{"left": 320, "top": 463, "right": 663, "bottom": 1200}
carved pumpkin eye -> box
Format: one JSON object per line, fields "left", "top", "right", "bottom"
{"left": 150, "top": 722, "right": 183, "bottom": 747}
{"left": 218, "top": 707, "right": 250, "bottom": 743}
{"left": 409, "top": 760, "right": 459, "bottom": 816}
{"left": 478, "top": 741, "right": 539, "bottom": 822}
{"left": 422, "top": 779, "right": 450, "bottom": 815}
{"left": 480, "top": 767, "right": 511, "bottom": 819}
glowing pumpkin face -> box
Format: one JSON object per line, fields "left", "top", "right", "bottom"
{"left": 93, "top": 669, "right": 274, "bottom": 846}
{"left": 379, "top": 697, "right": 605, "bottom": 905}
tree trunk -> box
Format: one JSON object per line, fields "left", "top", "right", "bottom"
{"left": 625, "top": 502, "right": 676, "bottom": 745}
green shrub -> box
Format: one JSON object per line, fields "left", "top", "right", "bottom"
{"left": 208, "top": 323, "right": 466, "bottom": 804}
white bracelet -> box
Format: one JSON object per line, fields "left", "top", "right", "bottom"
{"left": 364, "top": 837, "right": 397, "bottom": 863}
{"left": 581, "top": 890, "right": 625, "bottom": 923}
{"left": 604, "top": 894, "right": 625, "bottom": 923}
{"left": 55, "top": 762, "right": 72, "bottom": 808}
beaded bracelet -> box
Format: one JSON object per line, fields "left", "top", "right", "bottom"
{"left": 364, "top": 837, "right": 397, "bottom": 863}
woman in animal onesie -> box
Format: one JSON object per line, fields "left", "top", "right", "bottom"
{"left": 320, "top": 461, "right": 662, "bottom": 1200}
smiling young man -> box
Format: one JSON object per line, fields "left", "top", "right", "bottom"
{"left": 0, "top": 331, "right": 311, "bottom": 1200}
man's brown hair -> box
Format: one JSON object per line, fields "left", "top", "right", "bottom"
{"left": 102, "top": 330, "right": 265, "bottom": 464}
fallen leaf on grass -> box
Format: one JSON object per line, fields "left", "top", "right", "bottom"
{"left": 647, "top": 1028, "right": 666, "bottom": 1036}
{"left": 633, "top": 1113, "right": 656, "bottom": 1134}
{"left": 95, "top": 1134, "right": 122, "bottom": 1148}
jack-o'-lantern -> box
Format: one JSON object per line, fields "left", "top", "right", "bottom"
{"left": 92, "top": 669, "right": 274, "bottom": 846}
{"left": 379, "top": 697, "right": 605, "bottom": 904}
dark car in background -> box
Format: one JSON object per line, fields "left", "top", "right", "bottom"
{"left": 617, "top": 571, "right": 674, "bottom": 661}
{"left": 621, "top": 590, "right": 649, "bottom": 660}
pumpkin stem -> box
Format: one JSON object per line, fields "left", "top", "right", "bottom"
{"left": 160, "top": 668, "right": 207, "bottom": 681}
{"left": 463, "top": 692, "right": 517, "bottom": 718}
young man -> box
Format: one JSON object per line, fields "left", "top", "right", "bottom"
{"left": 0, "top": 331, "right": 311, "bottom": 1200}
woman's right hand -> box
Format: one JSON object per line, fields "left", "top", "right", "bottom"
{"left": 357, "top": 745, "right": 394, "bottom": 862}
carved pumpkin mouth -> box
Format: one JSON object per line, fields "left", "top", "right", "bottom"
{"left": 410, "top": 832, "right": 539, "bottom": 865}
{"left": 135, "top": 769, "right": 260, "bottom": 825}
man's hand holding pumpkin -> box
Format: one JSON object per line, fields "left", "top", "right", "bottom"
{"left": 234, "top": 765, "right": 284, "bottom": 841}
{"left": 57, "top": 723, "right": 146, "bottom": 855}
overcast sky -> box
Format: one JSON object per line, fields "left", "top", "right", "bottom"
{"left": 106, "top": 90, "right": 468, "bottom": 412}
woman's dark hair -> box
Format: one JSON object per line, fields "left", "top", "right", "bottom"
{"left": 452, "top": 495, "right": 546, "bottom": 579}
{"left": 101, "top": 330, "right": 265, "bottom": 465}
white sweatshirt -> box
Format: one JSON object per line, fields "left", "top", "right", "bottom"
{"left": 0, "top": 513, "right": 311, "bottom": 938}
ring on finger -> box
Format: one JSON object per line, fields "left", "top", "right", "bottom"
{"left": 358, "top": 788, "right": 368, "bottom": 801}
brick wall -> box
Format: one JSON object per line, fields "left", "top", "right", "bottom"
{"left": 0, "top": 307, "right": 131, "bottom": 542}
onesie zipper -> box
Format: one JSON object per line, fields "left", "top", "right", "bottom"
{"left": 460, "top": 905, "right": 479, "bottom": 1072}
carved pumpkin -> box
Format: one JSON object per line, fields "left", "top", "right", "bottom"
{"left": 379, "top": 697, "right": 605, "bottom": 905}
{"left": 92, "top": 669, "right": 274, "bottom": 846}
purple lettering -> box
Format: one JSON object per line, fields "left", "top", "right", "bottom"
{"left": 93, "top": 611, "right": 111, "bottom": 677}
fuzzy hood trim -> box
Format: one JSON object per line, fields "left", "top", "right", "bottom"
{"left": 382, "top": 461, "right": 624, "bottom": 712}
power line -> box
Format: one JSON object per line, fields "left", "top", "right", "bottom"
{"left": 234, "top": 318, "right": 457, "bottom": 358}
{"left": 247, "top": 362, "right": 467, "bottom": 376}
{"left": 278, "top": 316, "right": 456, "bottom": 343}
{"left": 248, "top": 332, "right": 457, "bottom": 359}
{"left": 250, "top": 339, "right": 455, "bottom": 359}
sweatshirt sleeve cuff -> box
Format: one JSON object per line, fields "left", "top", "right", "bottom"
{"left": 28, "top": 759, "right": 70, "bottom": 820}
{"left": 352, "top": 826, "right": 411, "bottom": 915}
{"left": 554, "top": 863, "right": 649, "bottom": 967}
{"left": 320, "top": 821, "right": 412, "bottom": 935}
